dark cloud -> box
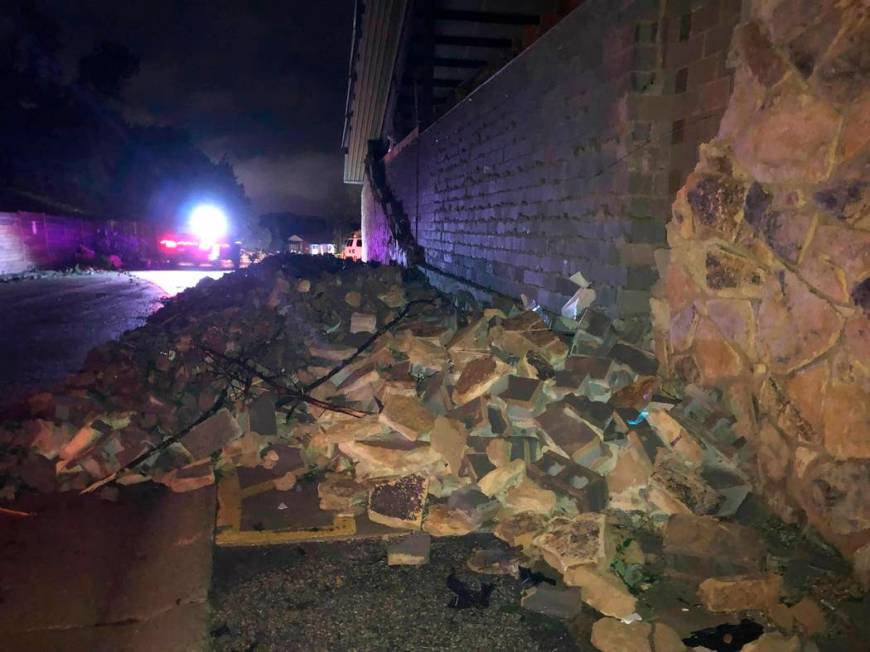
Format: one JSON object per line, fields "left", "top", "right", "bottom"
{"left": 39, "top": 0, "right": 359, "bottom": 218}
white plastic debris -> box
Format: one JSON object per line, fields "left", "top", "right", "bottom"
{"left": 569, "top": 270, "right": 591, "bottom": 288}
{"left": 621, "top": 613, "right": 643, "bottom": 624}
{"left": 277, "top": 502, "right": 288, "bottom": 510}
{"left": 560, "top": 287, "right": 596, "bottom": 319}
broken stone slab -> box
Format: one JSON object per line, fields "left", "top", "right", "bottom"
{"left": 663, "top": 514, "right": 765, "bottom": 575}
{"left": 318, "top": 473, "right": 368, "bottom": 514}
{"left": 486, "top": 438, "right": 512, "bottom": 467}
{"left": 316, "top": 416, "right": 385, "bottom": 445}
{"left": 428, "top": 416, "right": 468, "bottom": 476}
{"left": 477, "top": 458, "right": 526, "bottom": 498}
{"left": 338, "top": 440, "right": 446, "bottom": 480}
{"left": 368, "top": 474, "right": 429, "bottom": 530}
{"left": 572, "top": 309, "right": 616, "bottom": 355}
{"left": 503, "top": 478, "right": 557, "bottom": 516}
{"left": 501, "top": 310, "right": 549, "bottom": 332}
{"left": 452, "top": 356, "right": 511, "bottom": 406}
{"left": 741, "top": 632, "right": 801, "bottom": 652}
{"left": 535, "top": 400, "right": 604, "bottom": 467}
{"left": 378, "top": 394, "right": 436, "bottom": 442}
{"left": 698, "top": 573, "right": 782, "bottom": 613}
{"left": 388, "top": 532, "right": 431, "bottom": 566}
{"left": 649, "top": 450, "right": 723, "bottom": 517}
{"left": 466, "top": 548, "right": 521, "bottom": 576}
{"left": 407, "top": 337, "right": 450, "bottom": 375}
{"left": 563, "top": 565, "right": 637, "bottom": 620}
{"left": 180, "top": 408, "right": 243, "bottom": 461}
{"left": 789, "top": 597, "right": 825, "bottom": 636}
{"left": 646, "top": 409, "right": 705, "bottom": 467}
{"left": 527, "top": 451, "right": 608, "bottom": 513}
{"left": 533, "top": 514, "right": 606, "bottom": 574}
{"left": 157, "top": 459, "right": 215, "bottom": 493}
{"left": 521, "top": 585, "right": 582, "bottom": 620}
{"left": 590, "top": 617, "right": 652, "bottom": 652}
{"left": 423, "top": 504, "right": 481, "bottom": 536}
{"left": 494, "top": 512, "right": 549, "bottom": 551}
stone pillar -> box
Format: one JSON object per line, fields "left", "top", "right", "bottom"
{"left": 652, "top": 0, "right": 870, "bottom": 562}
{"left": 360, "top": 172, "right": 391, "bottom": 264}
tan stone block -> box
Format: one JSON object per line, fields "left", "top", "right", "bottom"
{"left": 693, "top": 317, "right": 745, "bottom": 382}
{"left": 493, "top": 512, "right": 548, "bottom": 550}
{"left": 338, "top": 441, "right": 445, "bottom": 480}
{"left": 503, "top": 478, "right": 556, "bottom": 516}
{"left": 533, "top": 514, "right": 605, "bottom": 574}
{"left": 790, "top": 597, "right": 826, "bottom": 635}
{"left": 707, "top": 298, "right": 756, "bottom": 358}
{"left": 452, "top": 356, "right": 510, "bottom": 406}
{"left": 733, "top": 89, "right": 841, "bottom": 184}
{"left": 477, "top": 458, "right": 525, "bottom": 497}
{"left": 758, "top": 270, "right": 844, "bottom": 374}
{"left": 367, "top": 474, "right": 428, "bottom": 530}
{"left": 486, "top": 438, "right": 512, "bottom": 467}
{"left": 742, "top": 632, "right": 800, "bottom": 652}
{"left": 378, "top": 394, "right": 436, "bottom": 442}
{"left": 698, "top": 573, "right": 782, "bottom": 612}
{"left": 823, "top": 381, "right": 870, "bottom": 459}
{"left": 590, "top": 617, "right": 652, "bottom": 652}
{"left": 429, "top": 416, "right": 468, "bottom": 475}
{"left": 563, "top": 566, "right": 637, "bottom": 619}
{"left": 670, "top": 306, "right": 699, "bottom": 353}
{"left": 422, "top": 504, "right": 480, "bottom": 536}
{"left": 653, "top": 623, "right": 687, "bottom": 652}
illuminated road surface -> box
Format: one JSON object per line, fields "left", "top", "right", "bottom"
{"left": 0, "top": 269, "right": 228, "bottom": 411}
{"left": 131, "top": 269, "right": 229, "bottom": 296}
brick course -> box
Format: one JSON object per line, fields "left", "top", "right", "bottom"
{"left": 373, "top": 0, "right": 739, "bottom": 318}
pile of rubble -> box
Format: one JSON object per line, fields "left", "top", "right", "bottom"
{"left": 0, "top": 254, "right": 858, "bottom": 650}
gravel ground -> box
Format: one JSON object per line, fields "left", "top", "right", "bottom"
{"left": 209, "top": 534, "right": 581, "bottom": 652}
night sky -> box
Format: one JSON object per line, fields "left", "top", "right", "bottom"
{"left": 40, "top": 0, "right": 359, "bottom": 219}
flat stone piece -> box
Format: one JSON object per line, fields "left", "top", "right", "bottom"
{"left": 591, "top": 617, "right": 652, "bottom": 652}
{"left": 466, "top": 548, "right": 520, "bottom": 575}
{"left": 698, "top": 573, "right": 782, "bottom": 612}
{"left": 533, "top": 513, "right": 605, "bottom": 573}
{"left": 609, "top": 342, "right": 659, "bottom": 376}
{"left": 378, "top": 394, "right": 436, "bottom": 441}
{"left": 664, "top": 514, "right": 765, "bottom": 573}
{"left": 429, "top": 416, "right": 468, "bottom": 476}
{"left": 350, "top": 312, "right": 377, "bottom": 334}
{"left": 563, "top": 565, "right": 637, "bottom": 619}
{"left": 501, "top": 311, "right": 548, "bottom": 332}
{"left": 536, "top": 402, "right": 601, "bottom": 464}
{"left": 182, "top": 408, "right": 242, "bottom": 460}
{"left": 478, "top": 459, "right": 526, "bottom": 497}
{"left": 493, "top": 512, "right": 548, "bottom": 550}
{"left": 423, "top": 504, "right": 479, "bottom": 536}
{"left": 453, "top": 356, "right": 506, "bottom": 406}
{"left": 527, "top": 451, "right": 608, "bottom": 512}
{"left": 521, "top": 585, "right": 582, "bottom": 620}
{"left": 367, "top": 474, "right": 429, "bottom": 530}
{"left": 562, "top": 395, "right": 614, "bottom": 434}
{"left": 387, "top": 532, "right": 431, "bottom": 566}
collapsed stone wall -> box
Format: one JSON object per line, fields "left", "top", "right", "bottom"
{"left": 652, "top": 0, "right": 869, "bottom": 559}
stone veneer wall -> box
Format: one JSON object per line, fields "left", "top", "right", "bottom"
{"left": 373, "top": 0, "right": 743, "bottom": 318}
{"left": 652, "top": 0, "right": 869, "bottom": 560}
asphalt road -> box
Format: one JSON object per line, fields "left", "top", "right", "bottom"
{"left": 0, "top": 270, "right": 225, "bottom": 412}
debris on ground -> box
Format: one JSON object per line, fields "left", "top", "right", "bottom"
{"left": 0, "top": 253, "right": 865, "bottom": 650}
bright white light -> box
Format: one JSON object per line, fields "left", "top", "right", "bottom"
{"left": 189, "top": 204, "right": 228, "bottom": 244}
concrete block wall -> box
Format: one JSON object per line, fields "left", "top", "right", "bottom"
{"left": 376, "top": 0, "right": 742, "bottom": 320}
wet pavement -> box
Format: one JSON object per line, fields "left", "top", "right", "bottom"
{"left": 209, "top": 534, "right": 580, "bottom": 652}
{"left": 0, "top": 271, "right": 225, "bottom": 412}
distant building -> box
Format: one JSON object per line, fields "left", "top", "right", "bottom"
{"left": 287, "top": 234, "right": 305, "bottom": 253}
